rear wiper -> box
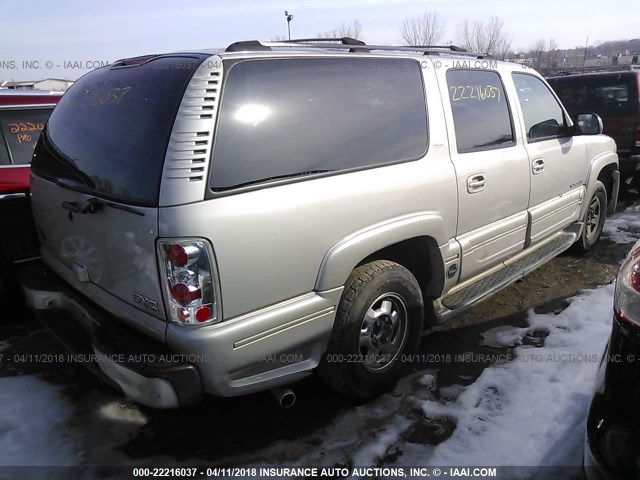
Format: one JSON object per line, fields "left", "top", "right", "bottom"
{"left": 217, "top": 170, "right": 334, "bottom": 191}
{"left": 55, "top": 177, "right": 96, "bottom": 196}
{"left": 62, "top": 197, "right": 145, "bottom": 221}
{"left": 58, "top": 178, "right": 145, "bottom": 220}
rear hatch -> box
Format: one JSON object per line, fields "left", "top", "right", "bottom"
{"left": 548, "top": 73, "right": 640, "bottom": 154}
{"left": 31, "top": 54, "right": 207, "bottom": 324}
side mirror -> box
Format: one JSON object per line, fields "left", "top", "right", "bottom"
{"left": 573, "top": 113, "right": 603, "bottom": 135}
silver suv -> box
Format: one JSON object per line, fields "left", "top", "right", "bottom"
{"left": 21, "top": 38, "right": 619, "bottom": 408}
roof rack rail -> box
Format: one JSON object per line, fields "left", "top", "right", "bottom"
{"left": 225, "top": 39, "right": 490, "bottom": 58}
{"left": 551, "top": 64, "right": 640, "bottom": 76}
{"left": 280, "top": 37, "right": 366, "bottom": 46}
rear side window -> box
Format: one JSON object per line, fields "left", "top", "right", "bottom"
{"left": 210, "top": 58, "right": 428, "bottom": 191}
{"left": 548, "top": 74, "right": 639, "bottom": 117}
{"left": 445, "top": 69, "right": 514, "bottom": 153}
{"left": 0, "top": 109, "right": 51, "bottom": 164}
{"left": 512, "top": 73, "right": 566, "bottom": 141}
{"left": 32, "top": 56, "right": 205, "bottom": 206}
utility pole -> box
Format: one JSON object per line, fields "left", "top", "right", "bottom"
{"left": 284, "top": 11, "right": 294, "bottom": 40}
{"left": 583, "top": 36, "right": 589, "bottom": 67}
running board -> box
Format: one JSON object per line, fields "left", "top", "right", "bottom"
{"left": 434, "top": 228, "right": 579, "bottom": 323}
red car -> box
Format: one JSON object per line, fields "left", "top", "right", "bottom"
{"left": 0, "top": 91, "right": 62, "bottom": 307}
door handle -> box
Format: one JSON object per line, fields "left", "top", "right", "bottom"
{"left": 532, "top": 158, "right": 545, "bottom": 175}
{"left": 467, "top": 174, "right": 486, "bottom": 193}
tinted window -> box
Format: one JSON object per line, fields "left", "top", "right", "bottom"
{"left": 512, "top": 73, "right": 566, "bottom": 141}
{"left": 446, "top": 69, "right": 514, "bottom": 153}
{"left": 548, "top": 74, "right": 639, "bottom": 117}
{"left": 32, "top": 56, "right": 205, "bottom": 206}
{"left": 210, "top": 58, "right": 427, "bottom": 190}
{"left": 0, "top": 138, "right": 9, "bottom": 166}
{"left": 0, "top": 109, "right": 52, "bottom": 164}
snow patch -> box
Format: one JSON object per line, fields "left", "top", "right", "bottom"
{"left": 405, "top": 285, "right": 614, "bottom": 474}
{"left": 417, "top": 374, "right": 436, "bottom": 387}
{"left": 0, "top": 376, "right": 80, "bottom": 466}
{"left": 603, "top": 204, "right": 640, "bottom": 245}
{"left": 480, "top": 325, "right": 529, "bottom": 348}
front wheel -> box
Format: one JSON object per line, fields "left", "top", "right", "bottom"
{"left": 573, "top": 181, "right": 607, "bottom": 253}
{"left": 318, "top": 260, "right": 424, "bottom": 400}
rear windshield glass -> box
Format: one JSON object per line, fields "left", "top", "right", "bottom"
{"left": 210, "top": 58, "right": 428, "bottom": 191}
{"left": 548, "top": 74, "right": 639, "bottom": 117}
{"left": 0, "top": 109, "right": 52, "bottom": 164}
{"left": 32, "top": 56, "right": 205, "bottom": 206}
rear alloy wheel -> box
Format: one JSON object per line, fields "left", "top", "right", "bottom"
{"left": 573, "top": 180, "right": 607, "bottom": 253}
{"left": 319, "top": 260, "right": 423, "bottom": 400}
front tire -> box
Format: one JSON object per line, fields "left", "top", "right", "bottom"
{"left": 573, "top": 180, "right": 607, "bottom": 253}
{"left": 319, "top": 260, "right": 424, "bottom": 400}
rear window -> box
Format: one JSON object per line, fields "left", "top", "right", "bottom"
{"left": 0, "top": 109, "right": 51, "bottom": 165}
{"left": 210, "top": 58, "right": 428, "bottom": 191}
{"left": 548, "top": 74, "right": 639, "bottom": 117}
{"left": 32, "top": 56, "right": 205, "bottom": 206}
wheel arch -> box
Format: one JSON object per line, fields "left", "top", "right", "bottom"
{"left": 585, "top": 154, "right": 619, "bottom": 217}
{"left": 314, "top": 213, "right": 447, "bottom": 309}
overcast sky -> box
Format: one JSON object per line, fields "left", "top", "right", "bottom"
{"left": 1, "top": 0, "right": 638, "bottom": 81}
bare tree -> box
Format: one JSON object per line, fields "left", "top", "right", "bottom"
{"left": 399, "top": 11, "right": 445, "bottom": 46}
{"left": 270, "top": 34, "right": 288, "bottom": 41}
{"left": 547, "top": 38, "right": 559, "bottom": 68}
{"left": 456, "top": 16, "right": 512, "bottom": 59}
{"left": 530, "top": 38, "right": 548, "bottom": 69}
{"left": 317, "top": 20, "right": 363, "bottom": 39}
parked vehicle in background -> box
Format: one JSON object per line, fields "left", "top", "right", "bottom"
{"left": 20, "top": 38, "right": 618, "bottom": 409}
{"left": 584, "top": 238, "right": 640, "bottom": 479}
{"left": 0, "top": 91, "right": 61, "bottom": 310}
{"left": 547, "top": 68, "right": 640, "bottom": 190}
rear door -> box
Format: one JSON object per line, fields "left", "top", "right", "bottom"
{"left": 511, "top": 73, "right": 589, "bottom": 244}
{"left": 439, "top": 68, "right": 530, "bottom": 281}
{"left": 30, "top": 55, "right": 207, "bottom": 322}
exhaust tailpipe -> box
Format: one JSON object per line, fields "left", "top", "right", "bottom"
{"left": 271, "top": 387, "right": 296, "bottom": 408}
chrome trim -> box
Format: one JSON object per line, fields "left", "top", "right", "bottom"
{"left": 0, "top": 104, "right": 57, "bottom": 110}
{"left": 0, "top": 192, "right": 27, "bottom": 200}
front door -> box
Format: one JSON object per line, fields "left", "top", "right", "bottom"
{"left": 511, "top": 73, "right": 589, "bottom": 245}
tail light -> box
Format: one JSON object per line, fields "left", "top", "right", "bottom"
{"left": 635, "top": 125, "right": 640, "bottom": 148}
{"left": 614, "top": 240, "right": 640, "bottom": 330}
{"left": 157, "top": 239, "right": 219, "bottom": 326}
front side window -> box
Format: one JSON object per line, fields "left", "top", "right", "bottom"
{"left": 445, "top": 69, "right": 514, "bottom": 153}
{"left": 512, "top": 73, "right": 566, "bottom": 141}
{"left": 210, "top": 58, "right": 428, "bottom": 191}
{"left": 0, "top": 109, "right": 52, "bottom": 164}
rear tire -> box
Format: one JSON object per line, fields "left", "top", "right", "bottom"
{"left": 318, "top": 260, "right": 423, "bottom": 400}
{"left": 573, "top": 181, "right": 607, "bottom": 253}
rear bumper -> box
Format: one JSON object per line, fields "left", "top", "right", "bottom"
{"left": 20, "top": 260, "right": 341, "bottom": 404}
{"left": 19, "top": 262, "right": 202, "bottom": 408}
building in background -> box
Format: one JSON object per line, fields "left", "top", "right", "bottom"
{"left": 0, "top": 78, "right": 74, "bottom": 91}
